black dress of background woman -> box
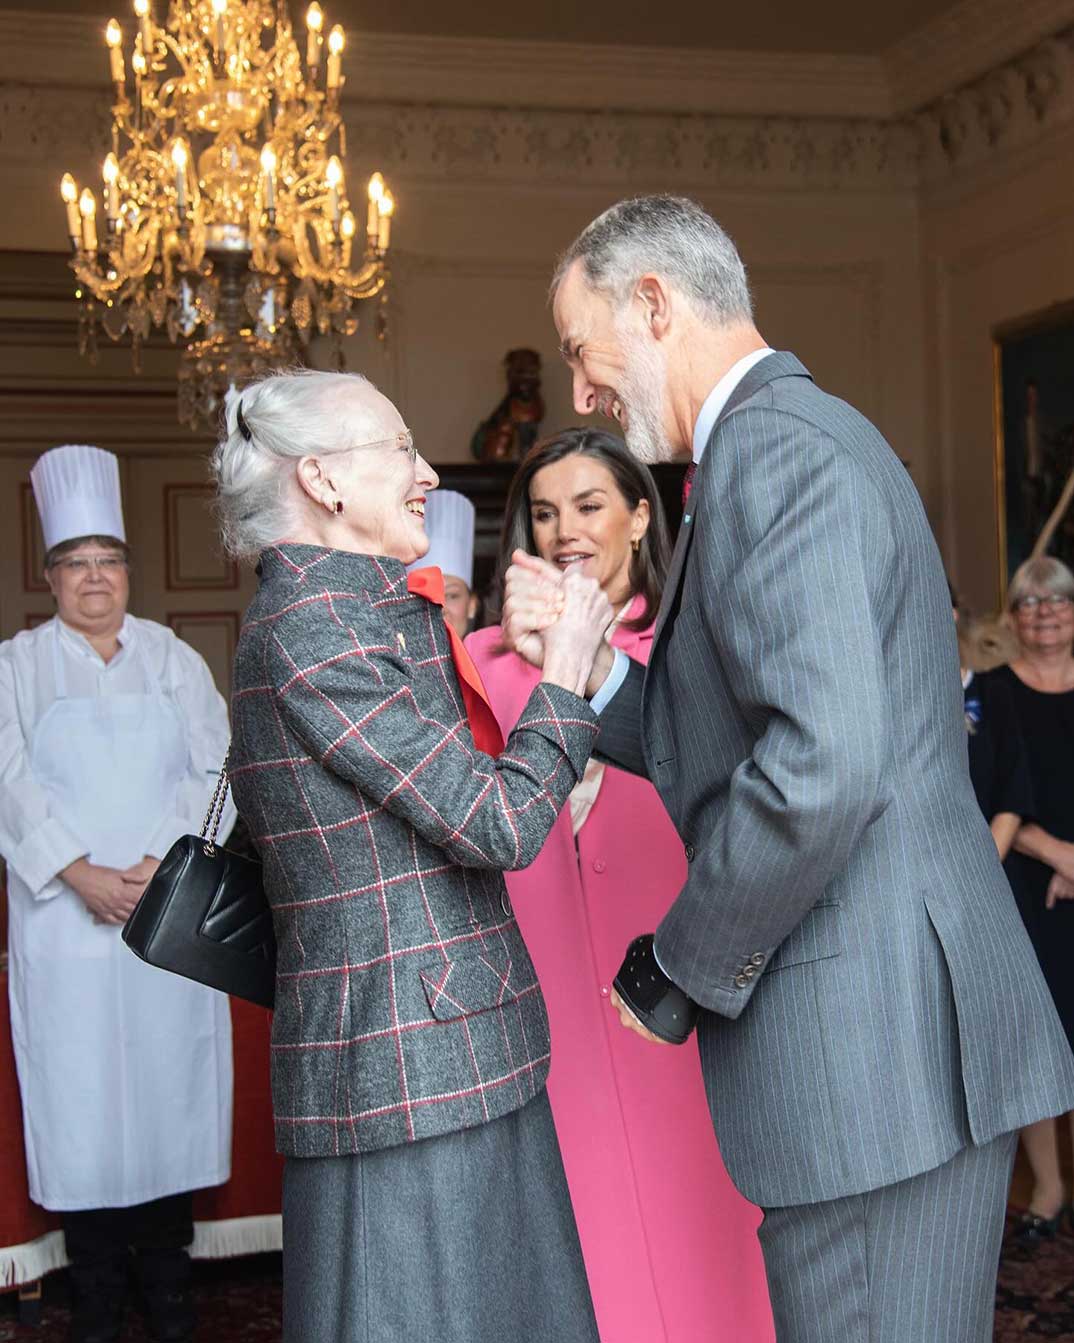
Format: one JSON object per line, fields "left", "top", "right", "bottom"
{"left": 963, "top": 670, "right": 1035, "bottom": 842}
{"left": 984, "top": 664, "right": 1074, "bottom": 1050}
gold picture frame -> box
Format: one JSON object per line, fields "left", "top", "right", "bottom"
{"left": 991, "top": 298, "right": 1074, "bottom": 610}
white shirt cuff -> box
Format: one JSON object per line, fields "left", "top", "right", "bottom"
{"left": 589, "top": 647, "right": 629, "bottom": 714}
{"left": 11, "top": 818, "right": 88, "bottom": 899}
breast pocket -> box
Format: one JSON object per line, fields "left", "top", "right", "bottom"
{"left": 766, "top": 901, "right": 843, "bottom": 974}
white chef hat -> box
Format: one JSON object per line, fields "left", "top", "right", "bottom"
{"left": 30, "top": 444, "right": 126, "bottom": 554}
{"left": 408, "top": 490, "right": 476, "bottom": 587}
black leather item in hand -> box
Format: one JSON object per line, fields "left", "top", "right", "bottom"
{"left": 123, "top": 834, "right": 276, "bottom": 1009}
{"left": 613, "top": 934, "right": 699, "bottom": 1045}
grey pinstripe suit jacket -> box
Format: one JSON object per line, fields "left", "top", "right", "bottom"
{"left": 598, "top": 352, "right": 1074, "bottom": 1207}
{"left": 229, "top": 544, "right": 598, "bottom": 1158}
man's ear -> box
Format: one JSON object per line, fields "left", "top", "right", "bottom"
{"left": 635, "top": 273, "right": 672, "bottom": 341}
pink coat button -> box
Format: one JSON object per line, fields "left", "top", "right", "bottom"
{"left": 600, "top": 985, "right": 610, "bottom": 997}
{"left": 593, "top": 859, "right": 607, "bottom": 873}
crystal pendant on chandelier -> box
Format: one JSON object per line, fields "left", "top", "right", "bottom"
{"left": 60, "top": 0, "right": 395, "bottom": 430}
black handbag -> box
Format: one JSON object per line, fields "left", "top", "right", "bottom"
{"left": 122, "top": 753, "right": 277, "bottom": 1009}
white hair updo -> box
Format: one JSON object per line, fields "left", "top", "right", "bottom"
{"left": 212, "top": 368, "right": 373, "bottom": 560}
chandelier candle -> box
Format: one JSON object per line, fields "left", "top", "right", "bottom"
{"left": 57, "top": 0, "right": 394, "bottom": 429}
{"left": 134, "top": 0, "right": 153, "bottom": 57}
{"left": 212, "top": 0, "right": 227, "bottom": 62}
{"left": 306, "top": 3, "right": 323, "bottom": 72}
{"left": 106, "top": 19, "right": 125, "bottom": 88}
{"left": 260, "top": 144, "right": 277, "bottom": 218}
{"left": 326, "top": 24, "right": 344, "bottom": 91}
{"left": 79, "top": 191, "right": 98, "bottom": 253}
{"left": 172, "top": 140, "right": 189, "bottom": 214}
{"left": 366, "top": 171, "right": 384, "bottom": 242}
{"left": 103, "top": 154, "right": 120, "bottom": 226}
{"left": 377, "top": 191, "right": 394, "bottom": 252}
{"left": 61, "top": 175, "right": 81, "bottom": 244}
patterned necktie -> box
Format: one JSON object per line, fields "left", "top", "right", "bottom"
{"left": 682, "top": 462, "right": 697, "bottom": 509}
{"left": 407, "top": 567, "right": 505, "bottom": 757}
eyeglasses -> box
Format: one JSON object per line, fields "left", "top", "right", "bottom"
{"left": 1014, "top": 593, "right": 1074, "bottom": 612}
{"left": 52, "top": 555, "right": 127, "bottom": 575}
{"left": 354, "top": 430, "right": 417, "bottom": 463}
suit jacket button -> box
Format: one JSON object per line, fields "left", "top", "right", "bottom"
{"left": 500, "top": 890, "right": 513, "bottom": 918}
{"left": 734, "top": 973, "right": 749, "bottom": 988}
{"left": 743, "top": 965, "right": 757, "bottom": 979}
{"left": 750, "top": 952, "right": 766, "bottom": 967}
{"left": 685, "top": 844, "right": 695, "bottom": 861}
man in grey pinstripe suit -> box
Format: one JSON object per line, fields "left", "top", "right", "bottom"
{"left": 503, "top": 196, "right": 1074, "bottom": 1341}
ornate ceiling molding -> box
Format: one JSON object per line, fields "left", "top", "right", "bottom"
{"left": 0, "top": 10, "right": 889, "bottom": 120}
{"left": 913, "top": 26, "right": 1074, "bottom": 181}
{"left": 0, "top": 80, "right": 917, "bottom": 195}
{"left": 3, "top": 3, "right": 1074, "bottom": 201}
{"left": 885, "top": 0, "right": 1074, "bottom": 115}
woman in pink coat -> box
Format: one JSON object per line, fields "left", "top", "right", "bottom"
{"left": 467, "top": 428, "right": 774, "bottom": 1343}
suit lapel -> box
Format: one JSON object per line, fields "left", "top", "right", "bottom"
{"left": 652, "top": 351, "right": 812, "bottom": 651}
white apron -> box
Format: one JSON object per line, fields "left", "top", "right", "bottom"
{"left": 8, "top": 622, "right": 232, "bottom": 1211}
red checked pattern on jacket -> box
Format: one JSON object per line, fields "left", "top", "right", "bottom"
{"left": 229, "top": 543, "right": 599, "bottom": 1157}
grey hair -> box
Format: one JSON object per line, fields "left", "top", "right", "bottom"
{"left": 212, "top": 368, "right": 374, "bottom": 560}
{"left": 1006, "top": 555, "right": 1074, "bottom": 611}
{"left": 551, "top": 195, "right": 753, "bottom": 327}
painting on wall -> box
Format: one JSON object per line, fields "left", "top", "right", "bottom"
{"left": 994, "top": 304, "right": 1074, "bottom": 600}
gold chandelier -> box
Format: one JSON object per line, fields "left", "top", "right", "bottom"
{"left": 59, "top": 0, "right": 395, "bottom": 429}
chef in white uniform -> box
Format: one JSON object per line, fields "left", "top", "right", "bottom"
{"left": 0, "top": 444, "right": 234, "bottom": 1343}
{"left": 406, "top": 489, "right": 479, "bottom": 637}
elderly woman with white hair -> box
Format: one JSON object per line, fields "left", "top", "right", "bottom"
{"left": 213, "top": 369, "right": 608, "bottom": 1343}
{"left": 984, "top": 556, "right": 1074, "bottom": 1246}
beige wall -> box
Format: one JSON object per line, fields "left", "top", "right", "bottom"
{"left": 3, "top": 6, "right": 1074, "bottom": 636}
{"left": 921, "top": 119, "right": 1074, "bottom": 613}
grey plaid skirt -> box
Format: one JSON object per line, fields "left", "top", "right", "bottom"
{"left": 281, "top": 1089, "right": 599, "bottom": 1342}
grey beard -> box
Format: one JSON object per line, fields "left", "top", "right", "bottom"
{"left": 624, "top": 416, "right": 670, "bottom": 465}
{"left": 619, "top": 339, "right": 673, "bottom": 464}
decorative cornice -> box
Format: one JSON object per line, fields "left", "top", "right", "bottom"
{"left": 0, "top": 10, "right": 890, "bottom": 120}
{"left": 885, "top": 0, "right": 1074, "bottom": 114}
{"left": 0, "top": 81, "right": 918, "bottom": 195}
{"left": 913, "top": 26, "right": 1074, "bottom": 182}
{"left": 3, "top": 5, "right": 1074, "bottom": 200}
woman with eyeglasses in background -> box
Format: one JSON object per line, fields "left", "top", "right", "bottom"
{"left": 984, "top": 556, "right": 1074, "bottom": 1248}
{"left": 0, "top": 445, "right": 235, "bottom": 1343}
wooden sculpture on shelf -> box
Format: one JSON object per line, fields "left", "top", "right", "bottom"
{"left": 471, "top": 348, "right": 545, "bottom": 462}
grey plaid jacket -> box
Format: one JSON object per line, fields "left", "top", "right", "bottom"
{"left": 229, "top": 544, "right": 598, "bottom": 1158}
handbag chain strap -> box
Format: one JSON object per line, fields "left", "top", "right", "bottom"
{"left": 200, "top": 747, "right": 232, "bottom": 855}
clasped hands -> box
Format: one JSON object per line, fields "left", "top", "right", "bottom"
{"left": 61, "top": 854, "right": 160, "bottom": 925}
{"left": 501, "top": 551, "right": 667, "bottom": 1047}
{"left": 501, "top": 550, "right": 617, "bottom": 695}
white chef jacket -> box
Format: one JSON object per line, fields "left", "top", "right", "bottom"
{"left": 0, "top": 616, "right": 236, "bottom": 895}
{"left": 0, "top": 615, "right": 235, "bottom": 1210}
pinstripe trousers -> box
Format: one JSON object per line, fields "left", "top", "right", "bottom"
{"left": 757, "top": 1132, "right": 1017, "bottom": 1342}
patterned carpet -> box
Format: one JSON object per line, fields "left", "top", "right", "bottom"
{"left": 996, "top": 1215, "right": 1074, "bottom": 1340}
{"left": 0, "top": 1255, "right": 282, "bottom": 1341}
{"left": 1, "top": 1226, "right": 1072, "bottom": 1340}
